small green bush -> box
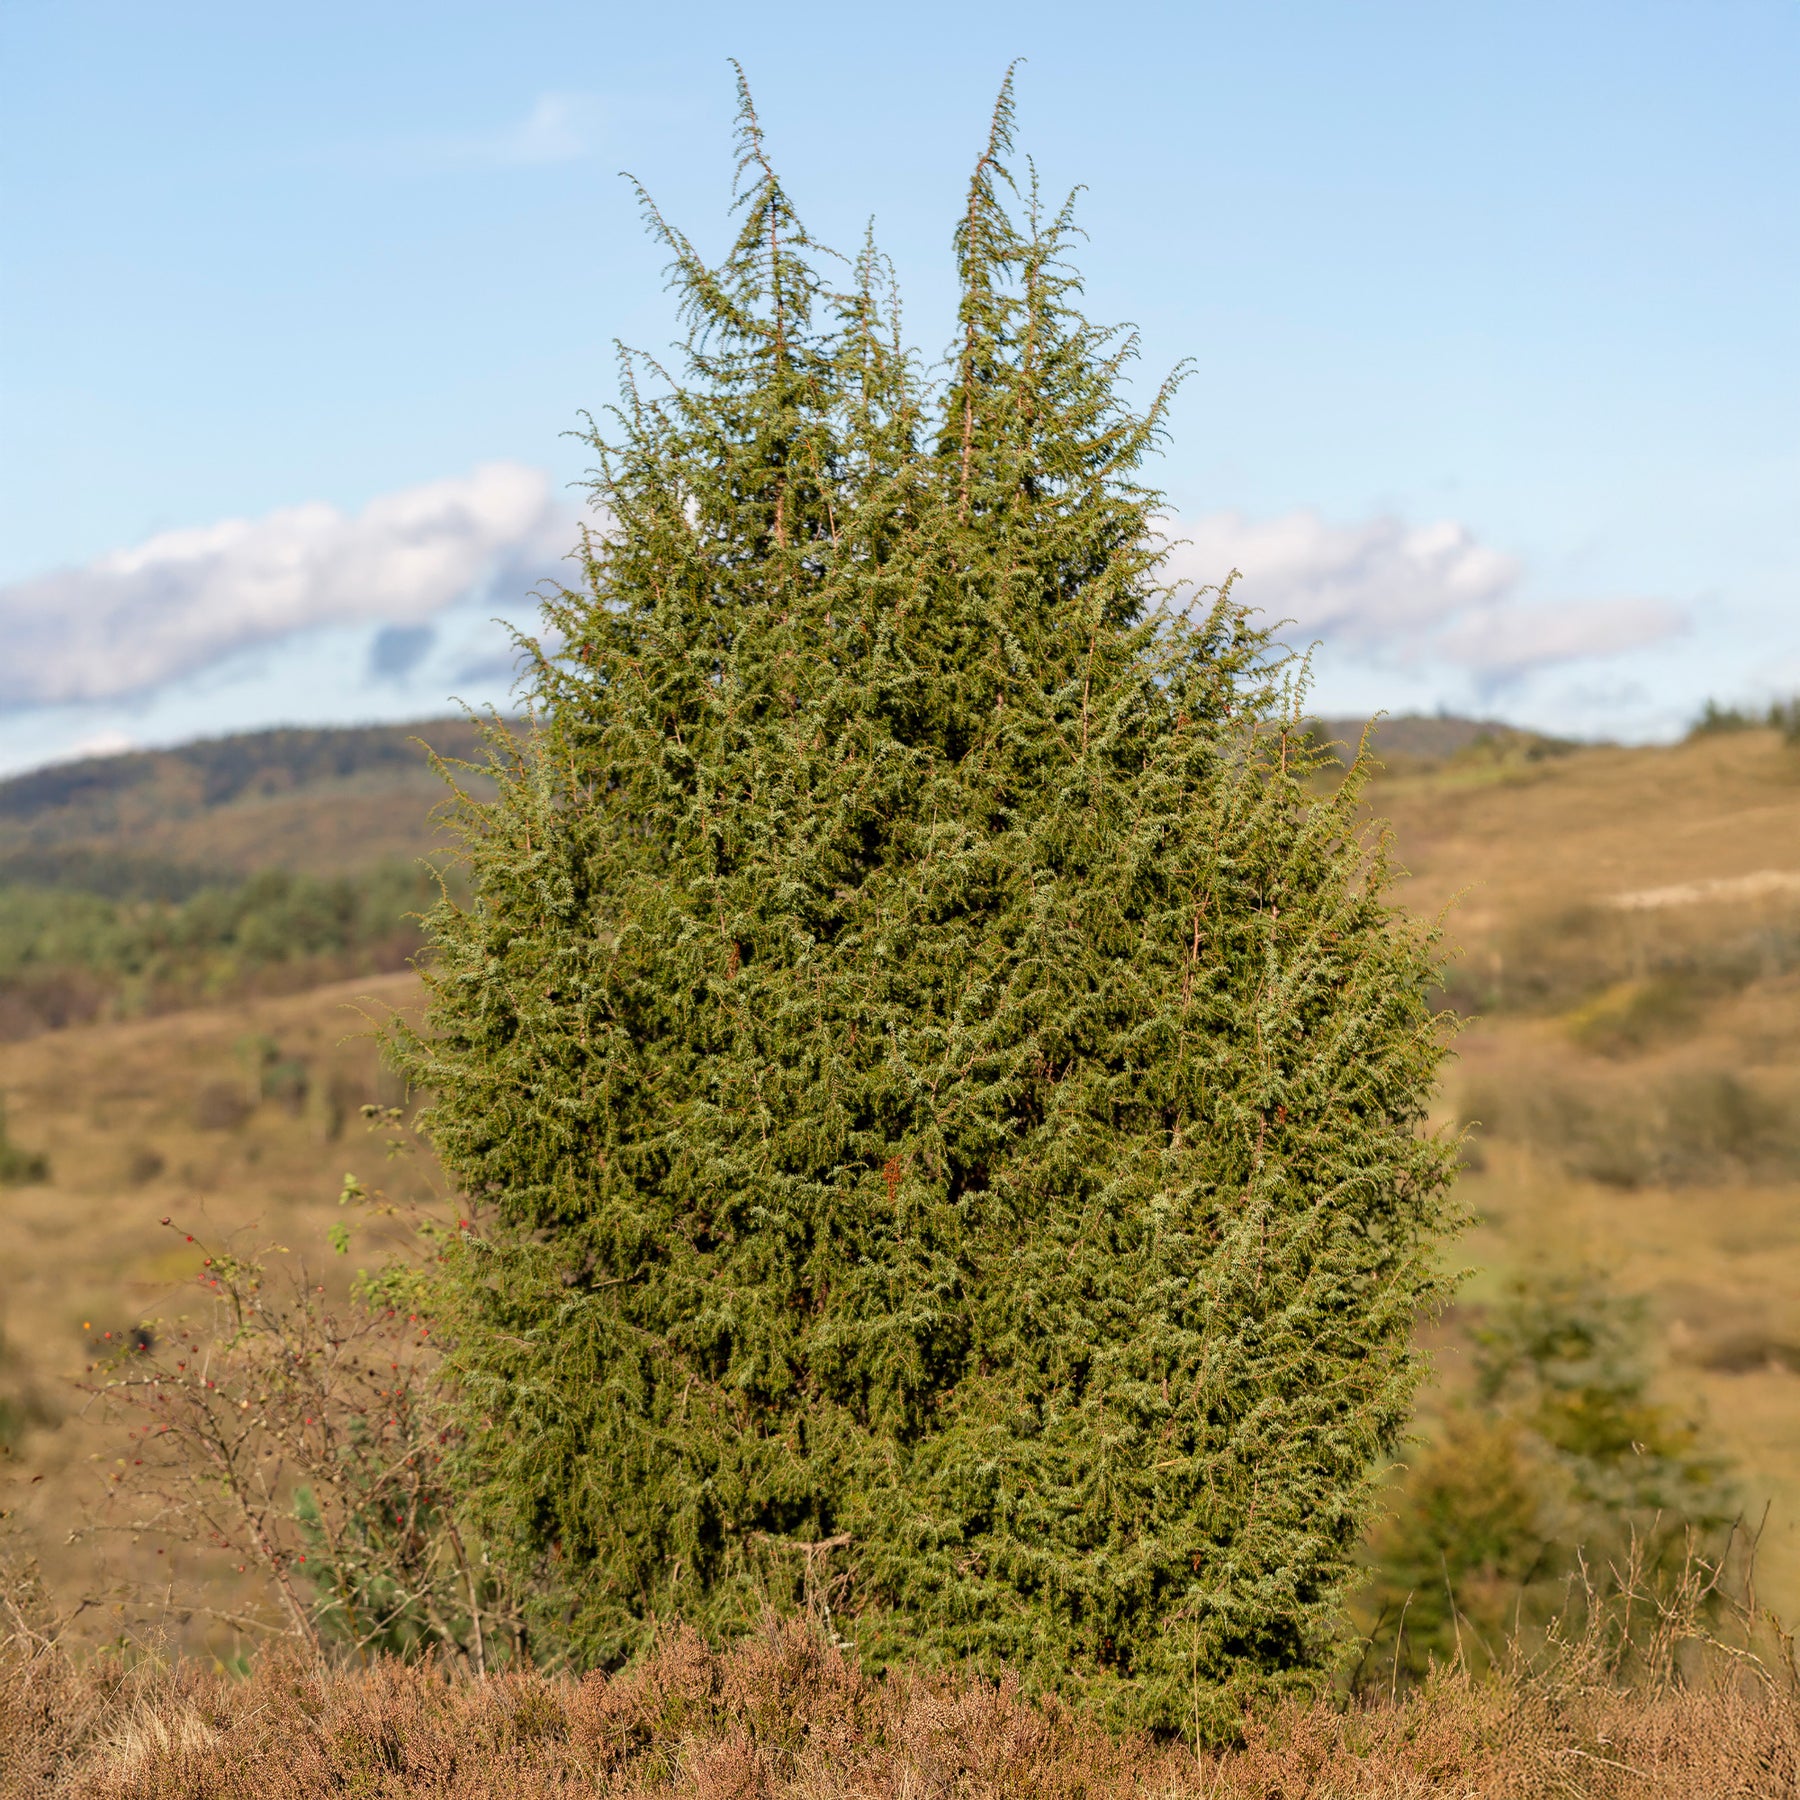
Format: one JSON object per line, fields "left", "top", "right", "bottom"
{"left": 121, "top": 1143, "right": 165, "bottom": 1185}
{"left": 1358, "top": 1265, "right": 1732, "bottom": 1686}
{"left": 0, "top": 1099, "right": 47, "bottom": 1185}
{"left": 193, "top": 1079, "right": 253, "bottom": 1132}
{"left": 1564, "top": 975, "right": 1704, "bottom": 1057}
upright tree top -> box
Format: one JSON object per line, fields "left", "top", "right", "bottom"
{"left": 400, "top": 73, "right": 1460, "bottom": 1740}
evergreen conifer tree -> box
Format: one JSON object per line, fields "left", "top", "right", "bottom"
{"left": 397, "top": 74, "right": 1461, "bottom": 1734}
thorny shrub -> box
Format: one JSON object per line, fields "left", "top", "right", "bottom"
{"left": 75, "top": 1108, "right": 522, "bottom": 1672}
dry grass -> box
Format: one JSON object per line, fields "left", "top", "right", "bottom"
{"left": 1, "top": 1615, "right": 1796, "bottom": 1799}
{"left": 1374, "top": 725, "right": 1800, "bottom": 926}
{"left": 0, "top": 973, "right": 434, "bottom": 1656}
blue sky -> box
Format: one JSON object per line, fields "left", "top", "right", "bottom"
{"left": 2, "top": 0, "right": 1795, "bottom": 772}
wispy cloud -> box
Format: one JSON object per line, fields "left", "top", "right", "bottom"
{"left": 3, "top": 477, "right": 1682, "bottom": 724}
{"left": 0, "top": 464, "right": 570, "bottom": 708}
{"left": 334, "top": 93, "right": 608, "bottom": 176}
{"left": 1162, "top": 509, "right": 1683, "bottom": 680}
{"left": 1432, "top": 595, "right": 1683, "bottom": 675}
{"left": 469, "top": 93, "right": 604, "bottom": 167}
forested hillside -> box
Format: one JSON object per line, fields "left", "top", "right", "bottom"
{"left": 0, "top": 717, "right": 491, "bottom": 888}
{"left": 0, "top": 720, "right": 493, "bottom": 1040}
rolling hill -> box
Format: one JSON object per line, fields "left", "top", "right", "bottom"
{"left": 3, "top": 712, "right": 1799, "bottom": 1648}
{"left": 0, "top": 717, "right": 494, "bottom": 895}
{"left": 0, "top": 720, "right": 500, "bottom": 1043}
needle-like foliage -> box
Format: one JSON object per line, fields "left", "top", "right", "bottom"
{"left": 394, "top": 73, "right": 1461, "bottom": 1736}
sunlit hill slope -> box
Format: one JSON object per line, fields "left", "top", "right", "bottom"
{"left": 1, "top": 713, "right": 1798, "bottom": 1640}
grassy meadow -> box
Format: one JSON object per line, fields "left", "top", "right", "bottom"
{"left": 2, "top": 715, "right": 1799, "bottom": 1710}
{"left": 0, "top": 972, "right": 435, "bottom": 1646}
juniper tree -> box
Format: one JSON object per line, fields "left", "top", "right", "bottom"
{"left": 396, "top": 74, "right": 1461, "bottom": 1735}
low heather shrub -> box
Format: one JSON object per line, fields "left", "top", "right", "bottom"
{"left": 4, "top": 1613, "right": 1800, "bottom": 1799}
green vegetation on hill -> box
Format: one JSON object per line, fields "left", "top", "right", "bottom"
{"left": 0, "top": 864, "right": 440, "bottom": 1041}
{"left": 0, "top": 717, "right": 494, "bottom": 886}
{"left": 0, "top": 719, "right": 496, "bottom": 1040}
{"left": 1688, "top": 694, "right": 1800, "bottom": 743}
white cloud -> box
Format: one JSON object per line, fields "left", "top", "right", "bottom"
{"left": 1433, "top": 595, "right": 1683, "bottom": 674}
{"left": 1162, "top": 509, "right": 1683, "bottom": 679}
{"left": 310, "top": 94, "right": 607, "bottom": 178}
{"left": 0, "top": 463, "right": 570, "bottom": 707}
{"left": 2, "top": 479, "right": 1683, "bottom": 724}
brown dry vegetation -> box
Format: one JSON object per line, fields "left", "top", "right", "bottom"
{"left": 6, "top": 1616, "right": 1800, "bottom": 1799}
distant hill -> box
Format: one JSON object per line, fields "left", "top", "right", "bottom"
{"left": 0, "top": 720, "right": 504, "bottom": 1041}
{"left": 0, "top": 718, "right": 496, "bottom": 898}
{"left": 0, "top": 711, "right": 1579, "bottom": 903}
{"left": 1309, "top": 713, "right": 1580, "bottom": 770}
{"left": 0, "top": 708, "right": 1572, "bottom": 1044}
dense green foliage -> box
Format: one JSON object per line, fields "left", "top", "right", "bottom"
{"left": 0, "top": 863, "right": 435, "bottom": 1038}
{"left": 400, "top": 78, "right": 1460, "bottom": 1735}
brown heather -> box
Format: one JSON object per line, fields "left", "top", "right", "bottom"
{"left": 4, "top": 1617, "right": 1799, "bottom": 1799}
